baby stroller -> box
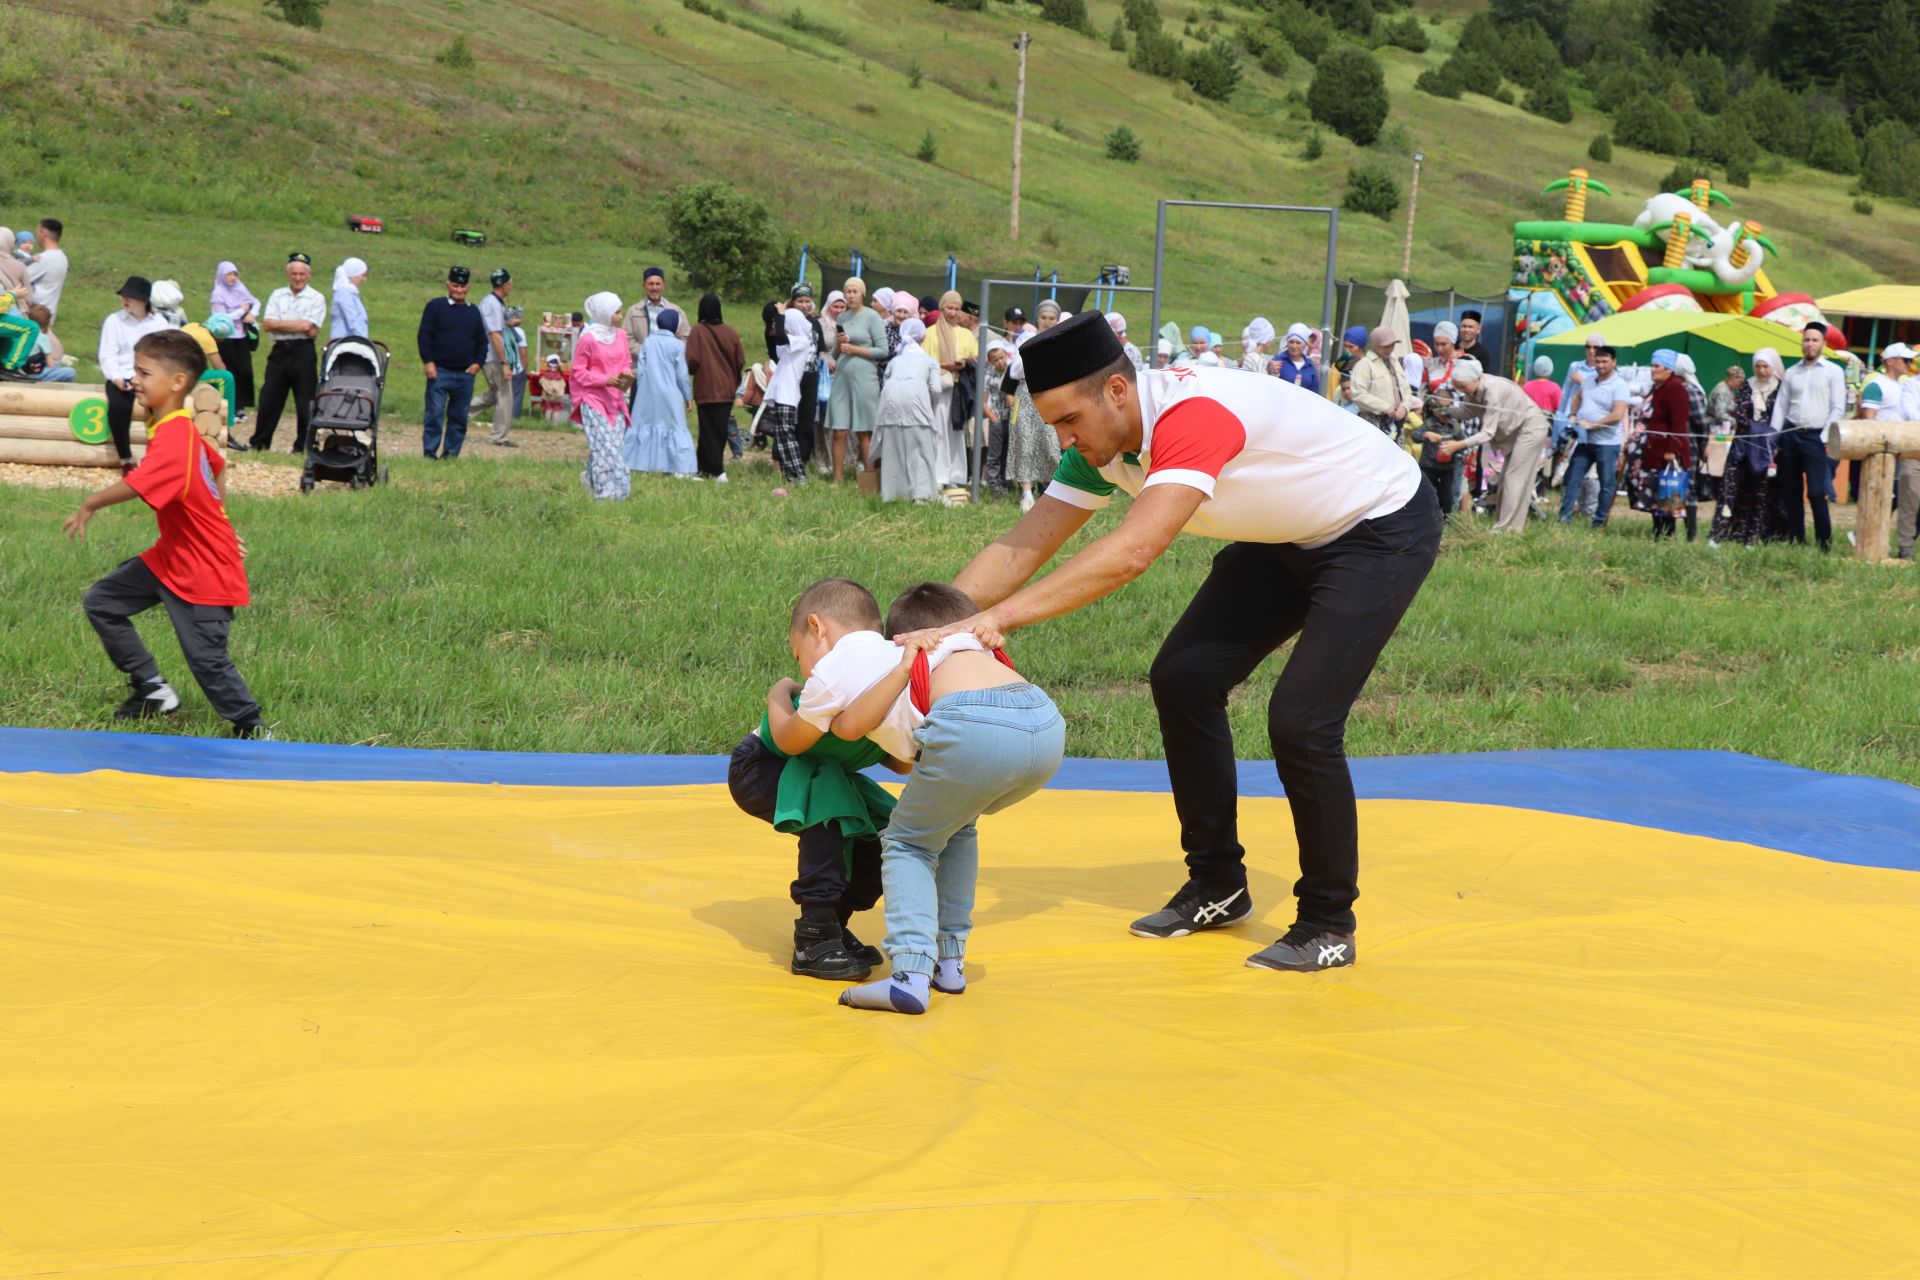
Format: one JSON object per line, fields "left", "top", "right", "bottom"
{"left": 301, "top": 336, "right": 390, "bottom": 493}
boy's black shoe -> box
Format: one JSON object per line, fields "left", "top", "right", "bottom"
{"left": 1245, "top": 923, "right": 1356, "bottom": 972}
{"left": 114, "top": 679, "right": 180, "bottom": 720}
{"left": 232, "top": 720, "right": 274, "bottom": 741}
{"left": 840, "top": 925, "right": 884, "bottom": 970}
{"left": 1128, "top": 880, "right": 1253, "bottom": 938}
{"left": 792, "top": 918, "right": 871, "bottom": 981}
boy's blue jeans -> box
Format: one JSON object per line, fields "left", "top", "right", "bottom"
{"left": 880, "top": 684, "right": 1065, "bottom": 976}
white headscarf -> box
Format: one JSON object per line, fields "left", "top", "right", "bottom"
{"left": 825, "top": 290, "right": 846, "bottom": 308}
{"left": 583, "top": 292, "right": 623, "bottom": 345}
{"left": 332, "top": 257, "right": 368, "bottom": 294}
{"left": 1284, "top": 322, "right": 1311, "bottom": 346}
{"left": 873, "top": 287, "right": 895, "bottom": 311}
{"left": 783, "top": 306, "right": 813, "bottom": 353}
{"left": 1751, "top": 347, "right": 1781, "bottom": 380}
{"left": 1106, "top": 312, "right": 1127, "bottom": 335}
{"left": 899, "top": 317, "right": 928, "bottom": 353}
{"left": 149, "top": 279, "right": 187, "bottom": 326}
{"left": 1243, "top": 317, "right": 1276, "bottom": 349}
{"left": 1433, "top": 320, "right": 1459, "bottom": 344}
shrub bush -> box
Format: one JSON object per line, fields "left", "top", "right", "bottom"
{"left": 915, "top": 129, "right": 939, "bottom": 162}
{"left": 1415, "top": 65, "right": 1461, "bottom": 98}
{"left": 1860, "top": 121, "right": 1920, "bottom": 201}
{"left": 1122, "top": 0, "right": 1160, "bottom": 31}
{"left": 663, "top": 181, "right": 793, "bottom": 298}
{"left": 1588, "top": 132, "right": 1612, "bottom": 162}
{"left": 1380, "top": 13, "right": 1428, "bottom": 51}
{"left": 1342, "top": 163, "right": 1402, "bottom": 219}
{"left": 1853, "top": 196, "right": 1874, "bottom": 215}
{"left": 1040, "top": 0, "right": 1090, "bottom": 33}
{"left": 434, "top": 35, "right": 474, "bottom": 70}
{"left": 1259, "top": 39, "right": 1291, "bottom": 77}
{"left": 1109, "top": 17, "right": 1127, "bottom": 50}
{"left": 1805, "top": 116, "right": 1861, "bottom": 175}
{"left": 1308, "top": 45, "right": 1389, "bottom": 146}
{"left": 1105, "top": 124, "right": 1142, "bottom": 162}
{"left": 1302, "top": 128, "right": 1324, "bottom": 160}
{"left": 263, "top": 0, "right": 325, "bottom": 28}
{"left": 1129, "top": 28, "right": 1182, "bottom": 78}
{"left": 1613, "top": 92, "right": 1689, "bottom": 156}
{"left": 1524, "top": 78, "right": 1573, "bottom": 123}
{"left": 1448, "top": 51, "right": 1503, "bottom": 97}
{"left": 1184, "top": 39, "right": 1241, "bottom": 101}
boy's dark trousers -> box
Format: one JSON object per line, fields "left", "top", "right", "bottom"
{"left": 83, "top": 557, "right": 262, "bottom": 725}
{"left": 726, "top": 734, "right": 881, "bottom": 922}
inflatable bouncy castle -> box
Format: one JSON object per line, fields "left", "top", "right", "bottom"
{"left": 1509, "top": 169, "right": 1844, "bottom": 371}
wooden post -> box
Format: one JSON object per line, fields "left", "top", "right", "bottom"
{"left": 1855, "top": 453, "right": 1897, "bottom": 562}
{"left": 1010, "top": 31, "right": 1029, "bottom": 242}
{"left": 1401, "top": 152, "right": 1422, "bottom": 279}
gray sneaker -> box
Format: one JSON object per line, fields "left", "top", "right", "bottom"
{"left": 1129, "top": 881, "right": 1253, "bottom": 939}
{"left": 1245, "top": 924, "right": 1355, "bottom": 972}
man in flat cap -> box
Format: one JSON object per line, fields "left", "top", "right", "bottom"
{"left": 415, "top": 265, "right": 489, "bottom": 460}
{"left": 246, "top": 251, "right": 327, "bottom": 453}
{"left": 910, "top": 311, "right": 1440, "bottom": 974}
{"left": 1432, "top": 358, "right": 1551, "bottom": 533}
{"left": 471, "top": 268, "right": 518, "bottom": 447}
{"left": 625, "top": 265, "right": 687, "bottom": 359}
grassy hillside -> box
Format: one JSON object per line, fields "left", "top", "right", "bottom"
{"left": 4, "top": 0, "right": 1917, "bottom": 419}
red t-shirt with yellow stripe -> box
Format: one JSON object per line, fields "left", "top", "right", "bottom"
{"left": 124, "top": 409, "right": 250, "bottom": 606}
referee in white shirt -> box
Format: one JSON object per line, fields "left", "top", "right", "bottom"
{"left": 245, "top": 252, "right": 327, "bottom": 453}
{"left": 1767, "top": 322, "right": 1847, "bottom": 551}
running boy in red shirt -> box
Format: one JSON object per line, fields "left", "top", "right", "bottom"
{"left": 62, "top": 328, "right": 268, "bottom": 738}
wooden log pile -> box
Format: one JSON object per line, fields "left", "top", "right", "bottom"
{"left": 1830, "top": 419, "right": 1920, "bottom": 564}
{"left": 0, "top": 383, "right": 228, "bottom": 467}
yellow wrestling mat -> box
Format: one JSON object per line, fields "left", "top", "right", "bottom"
{"left": 5, "top": 770, "right": 1920, "bottom": 1277}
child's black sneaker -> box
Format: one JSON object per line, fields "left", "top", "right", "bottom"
{"left": 840, "top": 925, "right": 884, "bottom": 970}
{"left": 1129, "top": 880, "right": 1253, "bottom": 938}
{"left": 232, "top": 720, "right": 274, "bottom": 741}
{"left": 114, "top": 679, "right": 180, "bottom": 720}
{"left": 792, "top": 918, "right": 871, "bottom": 981}
{"left": 1245, "top": 923, "right": 1356, "bottom": 973}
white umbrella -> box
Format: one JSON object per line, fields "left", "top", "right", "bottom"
{"left": 1382, "top": 278, "right": 1412, "bottom": 358}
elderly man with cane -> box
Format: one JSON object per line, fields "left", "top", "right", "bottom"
{"left": 907, "top": 312, "right": 1440, "bottom": 973}
{"left": 1433, "top": 357, "right": 1552, "bottom": 533}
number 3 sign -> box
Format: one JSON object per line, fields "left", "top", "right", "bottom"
{"left": 70, "top": 398, "right": 111, "bottom": 445}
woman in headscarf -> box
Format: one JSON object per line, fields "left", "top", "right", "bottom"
{"left": 570, "top": 292, "right": 635, "bottom": 500}
{"left": 1275, "top": 323, "right": 1319, "bottom": 392}
{"left": 684, "top": 293, "right": 746, "bottom": 482}
{"left": 0, "top": 227, "right": 31, "bottom": 308}
{"left": 920, "top": 289, "right": 979, "bottom": 487}
{"left": 1708, "top": 349, "right": 1784, "bottom": 546}
{"left": 625, "top": 306, "right": 697, "bottom": 476}
{"left": 1106, "top": 312, "right": 1143, "bottom": 368}
{"left": 762, "top": 306, "right": 816, "bottom": 482}
{"left": 1239, "top": 317, "right": 1277, "bottom": 372}
{"left": 876, "top": 317, "right": 944, "bottom": 503}
{"left": 999, "top": 328, "right": 1063, "bottom": 513}
{"left": 827, "top": 276, "right": 887, "bottom": 484}
{"left": 329, "top": 258, "right": 369, "bottom": 342}
{"left": 1628, "top": 349, "right": 1695, "bottom": 540}
{"left": 1158, "top": 320, "right": 1189, "bottom": 368}
{"left": 210, "top": 261, "right": 260, "bottom": 418}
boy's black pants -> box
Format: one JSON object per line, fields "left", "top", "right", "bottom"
{"left": 83, "top": 557, "right": 262, "bottom": 726}
{"left": 727, "top": 734, "right": 881, "bottom": 919}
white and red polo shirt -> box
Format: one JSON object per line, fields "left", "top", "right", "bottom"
{"left": 1043, "top": 366, "right": 1422, "bottom": 548}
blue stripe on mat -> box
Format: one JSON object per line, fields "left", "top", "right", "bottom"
{"left": 2, "top": 729, "right": 1915, "bottom": 872}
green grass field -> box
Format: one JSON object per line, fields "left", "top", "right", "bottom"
{"left": 5, "top": 447, "right": 1916, "bottom": 784}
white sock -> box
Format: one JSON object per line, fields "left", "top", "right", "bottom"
{"left": 933, "top": 957, "right": 966, "bottom": 994}
{"left": 838, "top": 970, "right": 929, "bottom": 1015}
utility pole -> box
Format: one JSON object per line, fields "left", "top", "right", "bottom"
{"left": 1011, "top": 31, "right": 1030, "bottom": 241}
{"left": 1401, "top": 148, "right": 1424, "bottom": 279}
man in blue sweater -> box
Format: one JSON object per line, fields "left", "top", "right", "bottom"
{"left": 416, "top": 265, "right": 489, "bottom": 459}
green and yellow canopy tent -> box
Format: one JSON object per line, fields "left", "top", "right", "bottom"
{"left": 1535, "top": 313, "right": 1825, "bottom": 382}
{"left": 1816, "top": 286, "right": 1920, "bottom": 358}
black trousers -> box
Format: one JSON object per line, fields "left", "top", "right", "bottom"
{"left": 694, "top": 401, "right": 731, "bottom": 477}
{"left": 796, "top": 369, "right": 820, "bottom": 467}
{"left": 104, "top": 381, "right": 138, "bottom": 463}
{"left": 727, "top": 734, "right": 882, "bottom": 918}
{"left": 1149, "top": 484, "right": 1442, "bottom": 932}
{"left": 83, "top": 557, "right": 262, "bottom": 726}
{"left": 215, "top": 337, "right": 256, "bottom": 412}
{"left": 252, "top": 339, "right": 317, "bottom": 452}
{"left": 1772, "top": 430, "right": 1833, "bottom": 550}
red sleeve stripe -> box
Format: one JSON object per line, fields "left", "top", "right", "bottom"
{"left": 1144, "top": 397, "right": 1246, "bottom": 481}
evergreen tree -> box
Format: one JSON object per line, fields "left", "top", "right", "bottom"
{"left": 1308, "top": 45, "right": 1390, "bottom": 146}
{"left": 1805, "top": 115, "right": 1861, "bottom": 175}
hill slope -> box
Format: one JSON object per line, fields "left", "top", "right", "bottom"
{"left": 3, "top": 0, "right": 1914, "bottom": 394}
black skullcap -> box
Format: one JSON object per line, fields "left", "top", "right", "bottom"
{"left": 1802, "top": 320, "right": 1828, "bottom": 336}
{"left": 1021, "top": 309, "right": 1125, "bottom": 396}
{"left": 448, "top": 265, "right": 471, "bottom": 284}
{"left": 1460, "top": 309, "right": 1482, "bottom": 323}
{"left": 490, "top": 268, "right": 511, "bottom": 286}
{"left": 287, "top": 252, "right": 311, "bottom": 266}
{"left": 1004, "top": 305, "right": 1026, "bottom": 322}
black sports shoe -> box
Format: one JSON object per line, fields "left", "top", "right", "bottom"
{"left": 1245, "top": 923, "right": 1356, "bottom": 972}
{"left": 791, "top": 918, "right": 871, "bottom": 981}
{"left": 840, "top": 925, "right": 884, "bottom": 969}
{"left": 1129, "top": 881, "right": 1253, "bottom": 939}
{"left": 114, "top": 679, "right": 180, "bottom": 720}
{"left": 231, "top": 720, "right": 274, "bottom": 741}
